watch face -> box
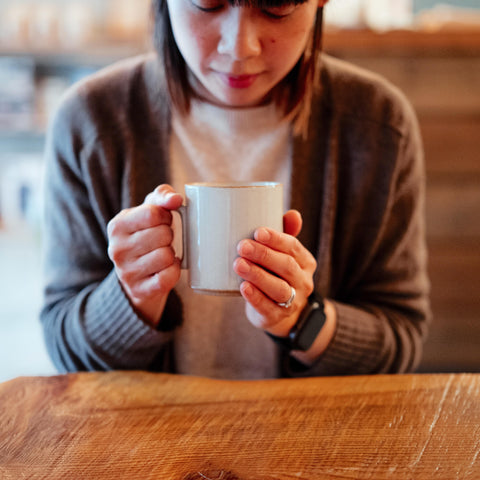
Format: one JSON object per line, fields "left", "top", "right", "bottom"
{"left": 295, "top": 307, "right": 327, "bottom": 351}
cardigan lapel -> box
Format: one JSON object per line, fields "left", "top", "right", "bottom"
{"left": 290, "top": 79, "right": 338, "bottom": 298}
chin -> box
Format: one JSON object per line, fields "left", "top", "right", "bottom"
{"left": 216, "top": 92, "right": 267, "bottom": 109}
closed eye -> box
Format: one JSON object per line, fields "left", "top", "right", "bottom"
{"left": 262, "top": 5, "right": 297, "bottom": 18}
{"left": 191, "top": 0, "right": 224, "bottom": 12}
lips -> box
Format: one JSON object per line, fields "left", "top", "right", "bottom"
{"left": 218, "top": 73, "right": 259, "bottom": 89}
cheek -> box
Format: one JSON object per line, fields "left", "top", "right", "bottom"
{"left": 182, "top": 20, "right": 216, "bottom": 66}
{"left": 266, "top": 30, "right": 307, "bottom": 66}
{"left": 267, "top": 15, "right": 313, "bottom": 55}
{"left": 169, "top": 11, "right": 210, "bottom": 67}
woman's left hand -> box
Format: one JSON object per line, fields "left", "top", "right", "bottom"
{"left": 233, "top": 209, "right": 317, "bottom": 337}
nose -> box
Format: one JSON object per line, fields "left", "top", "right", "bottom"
{"left": 217, "top": 7, "right": 261, "bottom": 60}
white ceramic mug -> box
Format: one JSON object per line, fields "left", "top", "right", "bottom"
{"left": 179, "top": 182, "right": 283, "bottom": 295}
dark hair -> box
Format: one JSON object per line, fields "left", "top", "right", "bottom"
{"left": 152, "top": 0, "right": 323, "bottom": 136}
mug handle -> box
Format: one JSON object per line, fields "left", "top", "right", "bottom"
{"left": 177, "top": 205, "right": 188, "bottom": 270}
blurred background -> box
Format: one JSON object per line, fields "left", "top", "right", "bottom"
{"left": 0, "top": 0, "right": 479, "bottom": 381}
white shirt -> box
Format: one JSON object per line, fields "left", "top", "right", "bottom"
{"left": 169, "top": 100, "right": 292, "bottom": 379}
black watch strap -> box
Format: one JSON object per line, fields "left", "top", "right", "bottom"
{"left": 267, "top": 293, "right": 326, "bottom": 352}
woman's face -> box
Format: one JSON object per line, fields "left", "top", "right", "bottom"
{"left": 166, "top": 0, "right": 323, "bottom": 108}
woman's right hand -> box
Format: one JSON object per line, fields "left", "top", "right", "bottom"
{"left": 107, "top": 184, "right": 183, "bottom": 327}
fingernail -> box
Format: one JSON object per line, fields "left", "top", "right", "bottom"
{"left": 235, "top": 258, "right": 251, "bottom": 275}
{"left": 255, "top": 228, "right": 270, "bottom": 243}
{"left": 241, "top": 282, "right": 253, "bottom": 297}
{"left": 238, "top": 240, "right": 254, "bottom": 256}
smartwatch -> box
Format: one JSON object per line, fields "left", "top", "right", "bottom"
{"left": 267, "top": 293, "right": 327, "bottom": 352}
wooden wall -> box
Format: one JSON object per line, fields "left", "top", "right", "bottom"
{"left": 324, "top": 30, "right": 480, "bottom": 372}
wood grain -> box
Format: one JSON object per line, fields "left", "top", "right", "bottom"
{"left": 0, "top": 373, "right": 479, "bottom": 479}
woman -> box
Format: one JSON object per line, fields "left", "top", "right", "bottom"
{"left": 41, "top": 0, "right": 430, "bottom": 378}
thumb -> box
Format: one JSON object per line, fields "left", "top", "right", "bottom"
{"left": 144, "top": 184, "right": 183, "bottom": 210}
{"left": 283, "top": 209, "right": 302, "bottom": 237}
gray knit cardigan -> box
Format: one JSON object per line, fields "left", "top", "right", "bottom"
{"left": 41, "top": 52, "right": 431, "bottom": 376}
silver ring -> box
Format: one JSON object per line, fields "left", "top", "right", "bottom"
{"left": 277, "top": 286, "right": 296, "bottom": 308}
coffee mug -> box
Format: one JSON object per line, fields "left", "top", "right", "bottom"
{"left": 178, "top": 182, "right": 283, "bottom": 295}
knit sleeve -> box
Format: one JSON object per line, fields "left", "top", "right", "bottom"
{"left": 40, "top": 85, "right": 179, "bottom": 373}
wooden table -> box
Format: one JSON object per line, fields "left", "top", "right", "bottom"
{"left": 0, "top": 372, "right": 478, "bottom": 479}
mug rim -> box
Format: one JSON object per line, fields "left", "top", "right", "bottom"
{"left": 185, "top": 181, "right": 281, "bottom": 188}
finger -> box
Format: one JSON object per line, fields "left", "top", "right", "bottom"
{"left": 253, "top": 227, "right": 316, "bottom": 271}
{"left": 134, "top": 246, "right": 177, "bottom": 278}
{"left": 129, "top": 224, "right": 174, "bottom": 258}
{"left": 234, "top": 257, "right": 293, "bottom": 305}
{"left": 130, "top": 258, "right": 181, "bottom": 300}
{"left": 144, "top": 184, "right": 183, "bottom": 210}
{"left": 118, "top": 246, "right": 177, "bottom": 285}
{"left": 110, "top": 204, "right": 173, "bottom": 237}
{"left": 240, "top": 281, "right": 296, "bottom": 334}
{"left": 236, "top": 239, "right": 301, "bottom": 285}
{"left": 283, "top": 209, "right": 302, "bottom": 237}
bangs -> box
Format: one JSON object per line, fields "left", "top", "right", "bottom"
{"left": 227, "top": 0, "right": 309, "bottom": 7}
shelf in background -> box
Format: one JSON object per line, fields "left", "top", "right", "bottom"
{"left": 0, "top": 41, "right": 150, "bottom": 67}
{"left": 324, "top": 28, "right": 480, "bottom": 56}
{"left": 0, "top": 131, "right": 46, "bottom": 157}
{"left": 1, "top": 28, "right": 479, "bottom": 62}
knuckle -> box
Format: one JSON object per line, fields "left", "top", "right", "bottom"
{"left": 107, "top": 244, "right": 116, "bottom": 261}
{"left": 107, "top": 217, "right": 120, "bottom": 237}
{"left": 164, "top": 246, "right": 176, "bottom": 264}
{"left": 288, "top": 236, "right": 301, "bottom": 256}
{"left": 108, "top": 243, "right": 123, "bottom": 264}
{"left": 144, "top": 204, "right": 158, "bottom": 224}
{"left": 143, "top": 205, "right": 162, "bottom": 226}
{"left": 121, "top": 267, "right": 136, "bottom": 285}
{"left": 155, "top": 184, "right": 170, "bottom": 195}
{"left": 259, "top": 245, "right": 271, "bottom": 265}
{"left": 130, "top": 283, "right": 144, "bottom": 301}
{"left": 251, "top": 263, "right": 265, "bottom": 283}
{"left": 156, "top": 246, "right": 175, "bottom": 268}
{"left": 283, "top": 282, "right": 292, "bottom": 300}
{"left": 153, "top": 184, "right": 175, "bottom": 201}
{"left": 153, "top": 271, "right": 176, "bottom": 296}
{"left": 168, "top": 261, "right": 182, "bottom": 283}
{"left": 148, "top": 275, "right": 163, "bottom": 295}
{"left": 107, "top": 209, "right": 131, "bottom": 237}
{"left": 160, "top": 225, "right": 174, "bottom": 245}
{"left": 153, "top": 204, "right": 172, "bottom": 225}
{"left": 284, "top": 255, "right": 298, "bottom": 276}
{"left": 304, "top": 280, "right": 314, "bottom": 297}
